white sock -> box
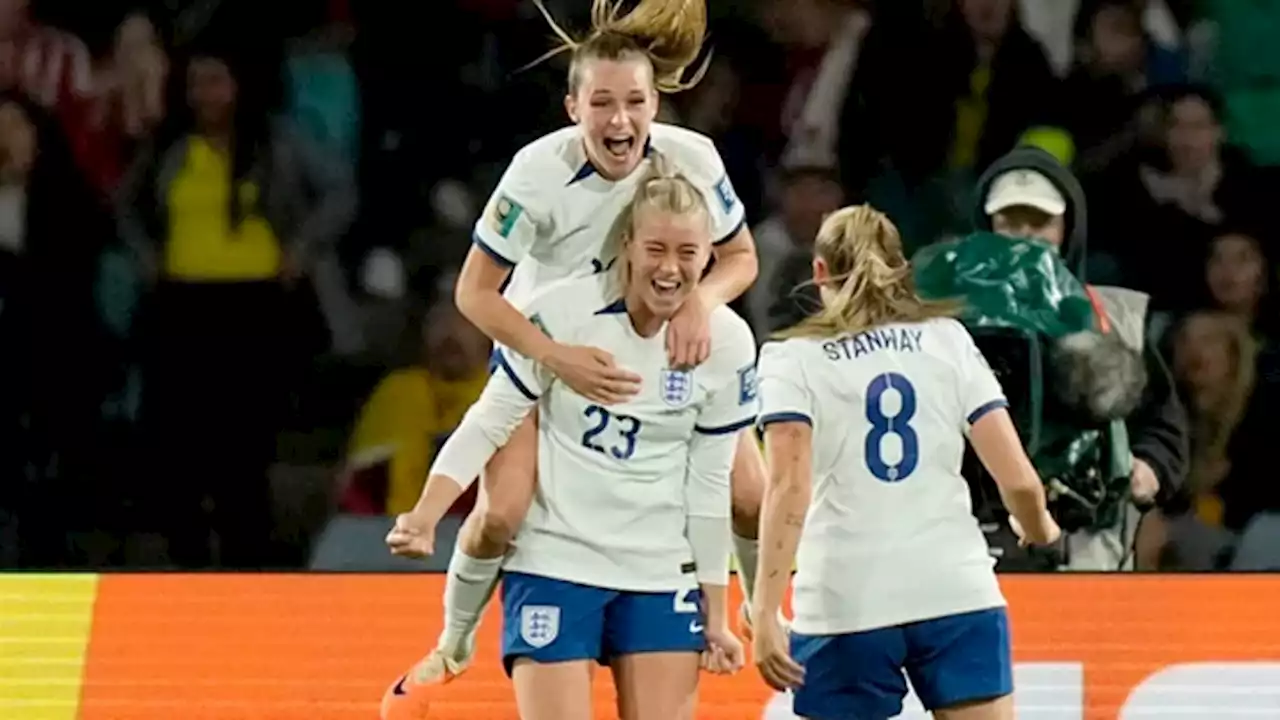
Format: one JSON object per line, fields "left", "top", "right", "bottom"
{"left": 732, "top": 533, "right": 760, "bottom": 615}
{"left": 438, "top": 547, "right": 504, "bottom": 658}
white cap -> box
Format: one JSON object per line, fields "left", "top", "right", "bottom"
{"left": 983, "top": 169, "right": 1067, "bottom": 216}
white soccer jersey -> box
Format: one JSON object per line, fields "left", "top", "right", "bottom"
{"left": 757, "top": 318, "right": 1009, "bottom": 635}
{"left": 457, "top": 274, "right": 757, "bottom": 591}
{"left": 471, "top": 123, "right": 746, "bottom": 306}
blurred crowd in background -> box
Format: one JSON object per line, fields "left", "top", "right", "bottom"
{"left": 0, "top": 0, "right": 1277, "bottom": 573}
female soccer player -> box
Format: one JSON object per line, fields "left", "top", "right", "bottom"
{"left": 384, "top": 0, "right": 766, "bottom": 700}
{"left": 389, "top": 167, "right": 753, "bottom": 720}
{"left": 749, "top": 205, "right": 1062, "bottom": 720}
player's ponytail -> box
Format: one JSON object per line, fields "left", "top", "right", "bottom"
{"left": 529, "top": 0, "right": 709, "bottom": 94}
{"left": 608, "top": 156, "right": 711, "bottom": 294}
{"left": 777, "top": 205, "right": 961, "bottom": 340}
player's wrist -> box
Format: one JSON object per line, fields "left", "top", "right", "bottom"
{"left": 537, "top": 340, "right": 567, "bottom": 371}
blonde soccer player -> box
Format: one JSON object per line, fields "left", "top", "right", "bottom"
{"left": 387, "top": 168, "right": 753, "bottom": 720}
{"left": 380, "top": 0, "right": 769, "bottom": 703}
{"left": 749, "top": 206, "right": 1062, "bottom": 720}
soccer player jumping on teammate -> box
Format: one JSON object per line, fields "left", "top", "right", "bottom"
{"left": 750, "top": 205, "right": 1062, "bottom": 720}
{"left": 378, "top": 0, "right": 769, "bottom": 706}
{"left": 389, "top": 166, "right": 753, "bottom": 720}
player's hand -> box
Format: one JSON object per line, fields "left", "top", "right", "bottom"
{"left": 545, "top": 343, "right": 641, "bottom": 405}
{"left": 701, "top": 623, "right": 745, "bottom": 675}
{"left": 1009, "top": 511, "right": 1062, "bottom": 548}
{"left": 1130, "top": 456, "right": 1160, "bottom": 505}
{"left": 752, "top": 611, "right": 803, "bottom": 691}
{"left": 666, "top": 290, "right": 712, "bottom": 369}
{"left": 385, "top": 512, "right": 436, "bottom": 558}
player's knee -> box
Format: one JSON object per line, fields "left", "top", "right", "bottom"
{"left": 478, "top": 501, "right": 523, "bottom": 545}
{"left": 731, "top": 472, "right": 762, "bottom": 517}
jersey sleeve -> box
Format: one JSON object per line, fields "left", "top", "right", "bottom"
{"left": 757, "top": 340, "right": 814, "bottom": 428}
{"left": 471, "top": 147, "right": 549, "bottom": 268}
{"left": 495, "top": 282, "right": 567, "bottom": 398}
{"left": 694, "top": 314, "right": 758, "bottom": 436}
{"left": 691, "top": 137, "right": 746, "bottom": 245}
{"left": 428, "top": 366, "right": 538, "bottom": 491}
{"left": 952, "top": 321, "right": 1008, "bottom": 427}
{"left": 683, "top": 430, "right": 735, "bottom": 585}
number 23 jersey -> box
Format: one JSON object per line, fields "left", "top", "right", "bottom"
{"left": 497, "top": 275, "right": 758, "bottom": 592}
{"left": 757, "top": 317, "right": 1009, "bottom": 635}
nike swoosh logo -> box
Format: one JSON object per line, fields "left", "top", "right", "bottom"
{"left": 689, "top": 621, "right": 704, "bottom": 633}
{"left": 392, "top": 676, "right": 408, "bottom": 696}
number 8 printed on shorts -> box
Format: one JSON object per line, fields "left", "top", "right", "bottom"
{"left": 864, "top": 372, "right": 919, "bottom": 483}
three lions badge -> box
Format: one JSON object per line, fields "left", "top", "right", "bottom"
{"left": 520, "top": 605, "right": 560, "bottom": 649}
{"left": 660, "top": 369, "right": 693, "bottom": 407}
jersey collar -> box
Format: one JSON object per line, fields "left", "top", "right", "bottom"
{"left": 594, "top": 298, "right": 627, "bottom": 315}
{"left": 569, "top": 137, "right": 654, "bottom": 185}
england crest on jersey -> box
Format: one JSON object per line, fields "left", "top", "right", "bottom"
{"left": 660, "top": 369, "right": 693, "bottom": 407}
{"left": 520, "top": 605, "right": 560, "bottom": 648}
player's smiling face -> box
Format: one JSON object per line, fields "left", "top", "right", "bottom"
{"left": 566, "top": 57, "right": 659, "bottom": 180}
{"left": 626, "top": 208, "right": 711, "bottom": 323}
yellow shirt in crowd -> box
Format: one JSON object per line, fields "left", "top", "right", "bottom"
{"left": 165, "top": 137, "right": 282, "bottom": 281}
{"left": 950, "top": 63, "right": 992, "bottom": 170}
{"left": 347, "top": 367, "right": 489, "bottom": 514}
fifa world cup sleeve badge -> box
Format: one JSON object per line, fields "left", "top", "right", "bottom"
{"left": 490, "top": 194, "right": 525, "bottom": 238}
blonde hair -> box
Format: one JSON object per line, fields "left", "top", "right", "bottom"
{"left": 530, "top": 0, "right": 709, "bottom": 94}
{"left": 608, "top": 157, "right": 711, "bottom": 293}
{"left": 1177, "top": 312, "right": 1256, "bottom": 499}
{"left": 777, "top": 205, "right": 961, "bottom": 339}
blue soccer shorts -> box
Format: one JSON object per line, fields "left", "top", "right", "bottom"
{"left": 789, "top": 607, "right": 1013, "bottom": 719}
{"left": 500, "top": 572, "right": 706, "bottom": 675}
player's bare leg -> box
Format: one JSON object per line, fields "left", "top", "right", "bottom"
{"left": 511, "top": 658, "right": 594, "bottom": 720}
{"left": 932, "top": 695, "right": 1014, "bottom": 720}
{"left": 612, "top": 652, "right": 700, "bottom": 720}
{"left": 381, "top": 413, "right": 538, "bottom": 718}
{"left": 730, "top": 430, "right": 765, "bottom": 637}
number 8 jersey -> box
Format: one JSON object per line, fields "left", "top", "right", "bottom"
{"left": 757, "top": 318, "right": 1009, "bottom": 635}
{"left": 471, "top": 274, "right": 758, "bottom": 592}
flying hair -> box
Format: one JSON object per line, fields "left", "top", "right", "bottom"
{"left": 608, "top": 154, "right": 711, "bottom": 292}
{"left": 528, "top": 0, "right": 710, "bottom": 94}
{"left": 777, "top": 205, "right": 961, "bottom": 340}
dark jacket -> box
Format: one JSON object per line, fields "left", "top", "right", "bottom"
{"left": 973, "top": 146, "right": 1189, "bottom": 508}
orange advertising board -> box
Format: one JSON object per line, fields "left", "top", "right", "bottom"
{"left": 1, "top": 574, "right": 1278, "bottom": 720}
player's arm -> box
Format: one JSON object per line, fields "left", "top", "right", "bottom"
{"left": 457, "top": 154, "right": 560, "bottom": 365}
{"left": 407, "top": 349, "right": 544, "bottom": 529}
{"left": 699, "top": 158, "right": 757, "bottom": 309}
{"left": 684, "top": 430, "right": 738, "bottom": 632}
{"left": 752, "top": 342, "right": 813, "bottom": 623}
{"left": 969, "top": 409, "right": 1058, "bottom": 545}
{"left": 700, "top": 225, "right": 758, "bottom": 310}
{"left": 685, "top": 318, "right": 759, "bottom": 629}
{"left": 956, "top": 324, "right": 1060, "bottom": 546}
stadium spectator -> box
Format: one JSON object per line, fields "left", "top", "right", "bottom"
{"left": 1087, "top": 85, "right": 1276, "bottom": 312}
{"left": 970, "top": 145, "right": 1188, "bottom": 570}
{"left": 78, "top": 10, "right": 167, "bottom": 196}
{"left": 842, "top": 0, "right": 1060, "bottom": 248}
{"left": 757, "top": 0, "right": 872, "bottom": 171}
{"left": 1150, "top": 311, "right": 1278, "bottom": 569}
{"left": 1018, "top": 0, "right": 1187, "bottom": 77}
{"left": 745, "top": 164, "right": 844, "bottom": 337}
{"left": 341, "top": 297, "right": 489, "bottom": 517}
{"left": 0, "top": 0, "right": 94, "bottom": 173}
{"left": 1060, "top": 0, "right": 1184, "bottom": 174}
{"left": 0, "top": 92, "right": 112, "bottom": 567}
{"left": 1202, "top": 230, "right": 1277, "bottom": 342}
{"left": 118, "top": 38, "right": 356, "bottom": 568}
